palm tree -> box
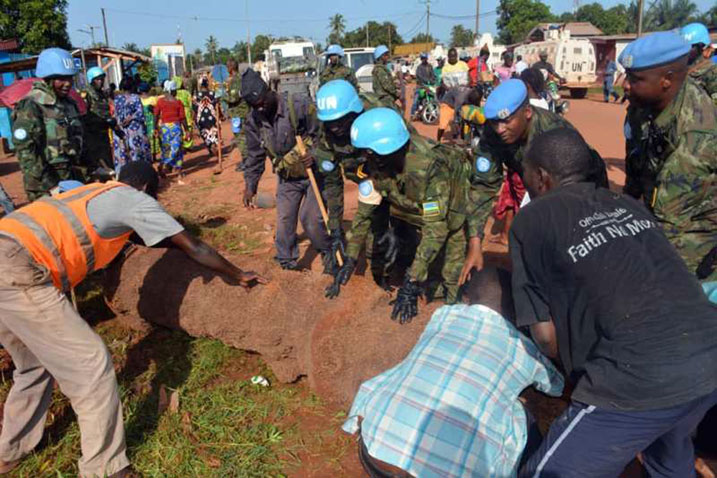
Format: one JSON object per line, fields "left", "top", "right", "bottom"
{"left": 328, "top": 14, "right": 346, "bottom": 45}
{"left": 205, "top": 35, "right": 219, "bottom": 64}
{"left": 645, "top": 0, "right": 698, "bottom": 30}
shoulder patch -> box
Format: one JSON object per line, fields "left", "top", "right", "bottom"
{"left": 320, "top": 160, "right": 335, "bottom": 172}
{"left": 358, "top": 180, "right": 382, "bottom": 205}
{"left": 475, "top": 156, "right": 492, "bottom": 173}
{"left": 13, "top": 128, "right": 27, "bottom": 141}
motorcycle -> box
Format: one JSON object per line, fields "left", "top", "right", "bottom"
{"left": 414, "top": 84, "right": 439, "bottom": 125}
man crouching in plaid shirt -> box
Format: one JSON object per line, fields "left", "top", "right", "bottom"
{"left": 342, "top": 267, "right": 564, "bottom": 478}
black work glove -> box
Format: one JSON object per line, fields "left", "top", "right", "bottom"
{"left": 377, "top": 228, "right": 399, "bottom": 269}
{"left": 390, "top": 277, "right": 422, "bottom": 324}
{"left": 325, "top": 257, "right": 356, "bottom": 299}
{"left": 106, "top": 118, "right": 118, "bottom": 129}
{"left": 114, "top": 127, "right": 126, "bottom": 140}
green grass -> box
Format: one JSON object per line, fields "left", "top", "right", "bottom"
{"left": 6, "top": 326, "right": 320, "bottom": 478}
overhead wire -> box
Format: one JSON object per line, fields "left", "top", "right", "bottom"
{"left": 399, "top": 12, "right": 428, "bottom": 39}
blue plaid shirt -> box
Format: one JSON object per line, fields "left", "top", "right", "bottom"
{"left": 342, "top": 304, "right": 564, "bottom": 478}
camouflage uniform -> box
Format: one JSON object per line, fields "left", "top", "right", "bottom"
{"left": 80, "top": 85, "right": 113, "bottom": 170}
{"left": 319, "top": 63, "right": 359, "bottom": 89}
{"left": 688, "top": 59, "right": 717, "bottom": 104}
{"left": 624, "top": 79, "right": 717, "bottom": 280}
{"left": 11, "top": 81, "right": 84, "bottom": 201}
{"left": 372, "top": 63, "right": 399, "bottom": 109}
{"left": 225, "top": 72, "right": 250, "bottom": 159}
{"left": 467, "top": 106, "right": 607, "bottom": 239}
{"left": 345, "top": 133, "right": 471, "bottom": 303}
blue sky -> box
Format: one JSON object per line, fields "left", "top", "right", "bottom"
{"left": 67, "top": 0, "right": 715, "bottom": 52}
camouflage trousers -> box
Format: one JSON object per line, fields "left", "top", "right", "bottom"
{"left": 392, "top": 218, "right": 467, "bottom": 304}
{"left": 232, "top": 130, "right": 247, "bottom": 162}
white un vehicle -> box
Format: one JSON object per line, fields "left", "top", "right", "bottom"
{"left": 514, "top": 29, "right": 597, "bottom": 99}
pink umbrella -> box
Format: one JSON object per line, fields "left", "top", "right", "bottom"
{"left": 0, "top": 77, "right": 87, "bottom": 114}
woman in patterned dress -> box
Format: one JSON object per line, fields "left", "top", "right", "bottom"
{"left": 194, "top": 77, "right": 220, "bottom": 156}
{"left": 138, "top": 82, "right": 160, "bottom": 160}
{"left": 111, "top": 78, "right": 151, "bottom": 173}
{"left": 154, "top": 81, "right": 189, "bottom": 184}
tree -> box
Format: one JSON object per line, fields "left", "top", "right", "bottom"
{"left": 645, "top": 0, "right": 699, "bottom": 31}
{"left": 450, "top": 25, "right": 474, "bottom": 47}
{"left": 251, "top": 34, "right": 272, "bottom": 62}
{"left": 410, "top": 33, "right": 435, "bottom": 44}
{"left": 205, "top": 35, "right": 218, "bottom": 64}
{"left": 216, "top": 47, "right": 232, "bottom": 65}
{"left": 137, "top": 61, "right": 157, "bottom": 84}
{"left": 0, "top": 0, "right": 71, "bottom": 53}
{"left": 122, "top": 42, "right": 151, "bottom": 57}
{"left": 573, "top": 3, "right": 628, "bottom": 35}
{"left": 232, "top": 41, "right": 249, "bottom": 63}
{"left": 327, "top": 13, "right": 346, "bottom": 45}
{"left": 343, "top": 21, "right": 402, "bottom": 49}
{"left": 496, "top": 0, "right": 555, "bottom": 45}
{"left": 695, "top": 4, "right": 717, "bottom": 26}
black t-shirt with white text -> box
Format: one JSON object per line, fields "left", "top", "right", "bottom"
{"left": 511, "top": 182, "right": 717, "bottom": 411}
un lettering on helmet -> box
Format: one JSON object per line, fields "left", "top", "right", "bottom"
{"left": 318, "top": 95, "right": 338, "bottom": 112}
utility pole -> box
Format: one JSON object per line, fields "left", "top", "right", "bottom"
{"left": 78, "top": 25, "right": 101, "bottom": 46}
{"left": 388, "top": 25, "right": 392, "bottom": 51}
{"left": 366, "top": 24, "right": 369, "bottom": 47}
{"left": 426, "top": 0, "right": 431, "bottom": 38}
{"left": 636, "top": 0, "right": 645, "bottom": 37}
{"left": 475, "top": 0, "right": 479, "bottom": 38}
{"left": 246, "top": 0, "right": 252, "bottom": 64}
{"left": 101, "top": 8, "right": 109, "bottom": 46}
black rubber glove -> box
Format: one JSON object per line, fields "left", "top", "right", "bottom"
{"left": 329, "top": 228, "right": 345, "bottom": 265}
{"left": 325, "top": 257, "right": 356, "bottom": 299}
{"left": 114, "top": 127, "right": 126, "bottom": 140}
{"left": 377, "top": 228, "right": 399, "bottom": 269}
{"left": 390, "top": 277, "right": 422, "bottom": 324}
{"left": 106, "top": 118, "right": 118, "bottom": 129}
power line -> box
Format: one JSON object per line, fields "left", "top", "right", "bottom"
{"left": 103, "top": 7, "right": 420, "bottom": 25}
{"left": 430, "top": 10, "right": 498, "bottom": 20}
{"left": 399, "top": 12, "right": 427, "bottom": 39}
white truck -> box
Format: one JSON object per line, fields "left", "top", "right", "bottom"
{"left": 262, "top": 39, "right": 318, "bottom": 97}
{"left": 514, "top": 29, "right": 597, "bottom": 98}
{"left": 312, "top": 47, "right": 376, "bottom": 97}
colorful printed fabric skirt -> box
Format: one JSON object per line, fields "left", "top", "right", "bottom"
{"left": 160, "top": 122, "right": 184, "bottom": 169}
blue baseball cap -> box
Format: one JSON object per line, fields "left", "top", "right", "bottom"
{"left": 618, "top": 31, "right": 691, "bottom": 71}
{"left": 484, "top": 79, "right": 528, "bottom": 121}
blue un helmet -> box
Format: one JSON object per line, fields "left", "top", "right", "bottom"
{"left": 374, "top": 45, "right": 390, "bottom": 61}
{"left": 86, "top": 66, "right": 106, "bottom": 83}
{"left": 316, "top": 79, "right": 364, "bottom": 122}
{"left": 680, "top": 23, "right": 711, "bottom": 47}
{"left": 326, "top": 44, "right": 345, "bottom": 57}
{"left": 350, "top": 107, "right": 410, "bottom": 155}
{"left": 35, "top": 48, "right": 77, "bottom": 78}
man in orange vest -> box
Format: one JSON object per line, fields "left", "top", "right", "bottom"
{"left": 0, "top": 161, "right": 267, "bottom": 478}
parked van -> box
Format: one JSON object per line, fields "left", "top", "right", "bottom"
{"left": 514, "top": 30, "right": 597, "bottom": 98}
{"left": 262, "top": 39, "right": 317, "bottom": 97}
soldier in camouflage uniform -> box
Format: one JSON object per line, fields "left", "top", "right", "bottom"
{"left": 81, "top": 66, "right": 117, "bottom": 171}
{"left": 327, "top": 107, "right": 471, "bottom": 324}
{"left": 620, "top": 31, "right": 717, "bottom": 281}
{"left": 12, "top": 48, "right": 85, "bottom": 201}
{"left": 313, "top": 80, "right": 392, "bottom": 284}
{"left": 319, "top": 45, "right": 359, "bottom": 89}
{"left": 460, "top": 79, "right": 607, "bottom": 286}
{"left": 224, "top": 59, "right": 250, "bottom": 171}
{"left": 680, "top": 23, "right": 717, "bottom": 104}
{"left": 371, "top": 45, "right": 400, "bottom": 110}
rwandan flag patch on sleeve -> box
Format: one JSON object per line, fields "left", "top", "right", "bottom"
{"left": 422, "top": 201, "right": 441, "bottom": 217}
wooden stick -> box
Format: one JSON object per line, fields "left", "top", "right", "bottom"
{"left": 295, "top": 135, "right": 343, "bottom": 267}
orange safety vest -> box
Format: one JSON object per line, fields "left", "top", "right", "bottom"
{"left": 0, "top": 182, "right": 133, "bottom": 291}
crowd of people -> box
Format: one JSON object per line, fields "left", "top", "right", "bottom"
{"left": 0, "top": 19, "right": 714, "bottom": 478}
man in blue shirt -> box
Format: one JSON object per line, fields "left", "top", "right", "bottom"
{"left": 603, "top": 59, "right": 620, "bottom": 103}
